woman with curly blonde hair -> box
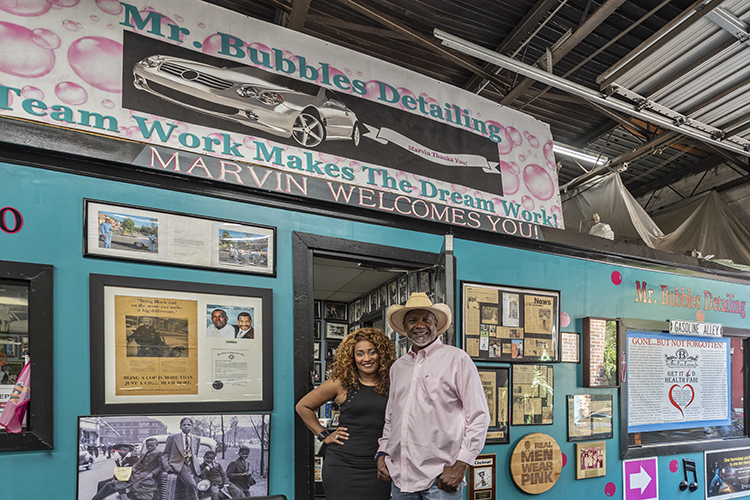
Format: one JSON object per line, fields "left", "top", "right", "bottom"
{"left": 296, "top": 327, "right": 395, "bottom": 500}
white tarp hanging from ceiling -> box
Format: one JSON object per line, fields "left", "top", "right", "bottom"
{"left": 562, "top": 172, "right": 750, "bottom": 266}
{"left": 562, "top": 172, "right": 665, "bottom": 247}
{"left": 651, "top": 191, "right": 750, "bottom": 266}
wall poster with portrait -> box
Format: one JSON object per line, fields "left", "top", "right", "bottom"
{"left": 462, "top": 282, "right": 560, "bottom": 363}
{"left": 90, "top": 274, "right": 273, "bottom": 414}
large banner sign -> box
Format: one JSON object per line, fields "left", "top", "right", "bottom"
{"left": 0, "top": 0, "right": 564, "bottom": 237}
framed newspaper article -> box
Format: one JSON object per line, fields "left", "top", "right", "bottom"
{"left": 462, "top": 281, "right": 560, "bottom": 363}
{"left": 90, "top": 274, "right": 273, "bottom": 414}
{"left": 477, "top": 367, "right": 510, "bottom": 444}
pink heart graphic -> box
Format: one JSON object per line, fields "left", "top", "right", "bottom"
{"left": 669, "top": 384, "right": 695, "bottom": 418}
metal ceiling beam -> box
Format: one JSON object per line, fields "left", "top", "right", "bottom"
{"left": 500, "top": 0, "right": 627, "bottom": 107}
{"left": 306, "top": 14, "right": 410, "bottom": 40}
{"left": 630, "top": 154, "right": 726, "bottom": 198}
{"left": 597, "top": 0, "right": 725, "bottom": 89}
{"left": 288, "top": 0, "right": 312, "bottom": 30}
{"left": 334, "top": 0, "right": 513, "bottom": 96}
{"left": 434, "top": 28, "right": 750, "bottom": 157}
{"left": 463, "top": 0, "right": 560, "bottom": 93}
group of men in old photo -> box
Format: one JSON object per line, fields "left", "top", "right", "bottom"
{"left": 90, "top": 417, "right": 255, "bottom": 500}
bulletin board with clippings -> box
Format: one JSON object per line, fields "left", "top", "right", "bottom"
{"left": 461, "top": 282, "right": 560, "bottom": 363}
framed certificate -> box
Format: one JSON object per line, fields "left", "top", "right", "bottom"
{"left": 90, "top": 274, "right": 273, "bottom": 414}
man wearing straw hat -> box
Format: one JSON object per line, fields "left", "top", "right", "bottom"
{"left": 377, "top": 292, "right": 489, "bottom": 499}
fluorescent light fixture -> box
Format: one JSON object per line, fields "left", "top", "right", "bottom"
{"left": 553, "top": 144, "right": 608, "bottom": 165}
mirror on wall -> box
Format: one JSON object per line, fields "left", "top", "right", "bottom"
{"left": 582, "top": 317, "right": 620, "bottom": 388}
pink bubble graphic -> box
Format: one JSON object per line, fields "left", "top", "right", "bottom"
{"left": 174, "top": 14, "right": 184, "bottom": 23}
{"left": 55, "top": 81, "right": 87, "bottom": 105}
{"left": 365, "top": 80, "right": 387, "bottom": 101}
{"left": 669, "top": 459, "right": 679, "bottom": 473}
{"left": 101, "top": 98, "right": 114, "bottom": 109}
{"left": 68, "top": 36, "right": 123, "bottom": 92}
{"left": 523, "top": 164, "right": 555, "bottom": 200}
{"left": 550, "top": 205, "right": 562, "bottom": 226}
{"left": 605, "top": 483, "right": 616, "bottom": 497}
{"left": 95, "top": 0, "right": 122, "bottom": 15}
{"left": 118, "top": 125, "right": 133, "bottom": 138}
{"left": 525, "top": 132, "right": 539, "bottom": 148}
{"left": 505, "top": 126, "right": 522, "bottom": 147}
{"left": 611, "top": 271, "right": 622, "bottom": 285}
{"left": 543, "top": 139, "right": 555, "bottom": 162}
{"left": 197, "top": 22, "right": 205, "bottom": 29}
{"left": 505, "top": 161, "right": 520, "bottom": 176}
{"left": 242, "top": 136, "right": 259, "bottom": 150}
{"left": 32, "top": 28, "right": 60, "bottom": 50}
{"left": 521, "top": 195, "right": 534, "bottom": 210}
{"left": 90, "top": 15, "right": 99, "bottom": 22}
{"left": 62, "top": 19, "right": 80, "bottom": 31}
{"left": 0, "top": 0, "right": 53, "bottom": 17}
{"left": 560, "top": 312, "right": 570, "bottom": 328}
{"left": 57, "top": 0, "right": 80, "bottom": 6}
{"left": 502, "top": 172, "right": 519, "bottom": 195}
{"left": 696, "top": 310, "right": 705, "bottom": 322}
{"left": 561, "top": 452, "right": 567, "bottom": 467}
{"left": 0, "top": 22, "right": 56, "bottom": 77}
{"left": 518, "top": 154, "right": 526, "bottom": 162}
{"left": 21, "top": 85, "right": 44, "bottom": 99}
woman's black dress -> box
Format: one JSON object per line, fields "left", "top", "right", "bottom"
{"left": 322, "top": 384, "right": 390, "bottom": 500}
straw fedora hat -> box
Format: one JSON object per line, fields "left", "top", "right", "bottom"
{"left": 386, "top": 292, "right": 452, "bottom": 336}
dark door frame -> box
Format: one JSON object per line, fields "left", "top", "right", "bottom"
{"left": 292, "top": 231, "right": 440, "bottom": 499}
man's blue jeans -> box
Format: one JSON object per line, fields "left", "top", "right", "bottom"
{"left": 391, "top": 478, "right": 464, "bottom": 499}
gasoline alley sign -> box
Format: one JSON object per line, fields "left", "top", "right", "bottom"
{"left": 669, "top": 319, "right": 723, "bottom": 338}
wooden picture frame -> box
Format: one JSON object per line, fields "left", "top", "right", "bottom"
{"left": 462, "top": 281, "right": 560, "bottom": 363}
{"left": 325, "top": 322, "right": 347, "bottom": 340}
{"left": 582, "top": 317, "right": 620, "bottom": 387}
{"left": 567, "top": 394, "right": 613, "bottom": 441}
{"left": 0, "top": 260, "right": 54, "bottom": 451}
{"left": 477, "top": 367, "right": 510, "bottom": 444}
{"left": 469, "top": 454, "right": 496, "bottom": 500}
{"left": 89, "top": 274, "right": 273, "bottom": 414}
{"left": 576, "top": 441, "right": 606, "bottom": 479}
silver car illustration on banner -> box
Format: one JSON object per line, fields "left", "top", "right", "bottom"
{"left": 133, "top": 55, "right": 361, "bottom": 148}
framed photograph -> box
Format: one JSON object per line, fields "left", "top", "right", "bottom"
{"left": 313, "top": 320, "right": 321, "bottom": 340}
{"left": 408, "top": 272, "right": 419, "bottom": 294}
{"left": 354, "top": 299, "right": 362, "bottom": 321}
{"left": 85, "top": 200, "right": 276, "bottom": 276}
{"left": 477, "top": 367, "right": 510, "bottom": 444}
{"left": 462, "top": 282, "right": 560, "bottom": 363}
{"left": 469, "top": 454, "right": 496, "bottom": 500}
{"left": 705, "top": 447, "right": 750, "bottom": 498}
{"left": 314, "top": 456, "right": 323, "bottom": 482}
{"left": 326, "top": 342, "right": 341, "bottom": 360}
{"left": 398, "top": 275, "right": 408, "bottom": 303}
{"left": 348, "top": 302, "right": 355, "bottom": 324}
{"left": 378, "top": 285, "right": 387, "bottom": 310}
{"left": 512, "top": 365, "right": 553, "bottom": 425}
{"left": 76, "top": 413, "right": 271, "bottom": 499}
{"left": 0, "top": 260, "right": 53, "bottom": 452}
{"left": 389, "top": 280, "right": 398, "bottom": 306}
{"left": 575, "top": 441, "right": 606, "bottom": 479}
{"left": 89, "top": 274, "right": 273, "bottom": 414}
{"left": 567, "top": 394, "right": 613, "bottom": 441}
{"left": 325, "top": 302, "right": 347, "bottom": 321}
{"left": 326, "top": 322, "right": 347, "bottom": 340}
{"left": 313, "top": 363, "right": 322, "bottom": 383}
{"left": 314, "top": 300, "right": 322, "bottom": 319}
{"left": 313, "top": 342, "right": 320, "bottom": 360}
{"left": 368, "top": 292, "right": 377, "bottom": 313}
{"left": 419, "top": 270, "right": 431, "bottom": 293}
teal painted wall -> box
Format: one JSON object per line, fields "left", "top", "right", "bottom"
{"left": 1, "top": 161, "right": 749, "bottom": 500}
